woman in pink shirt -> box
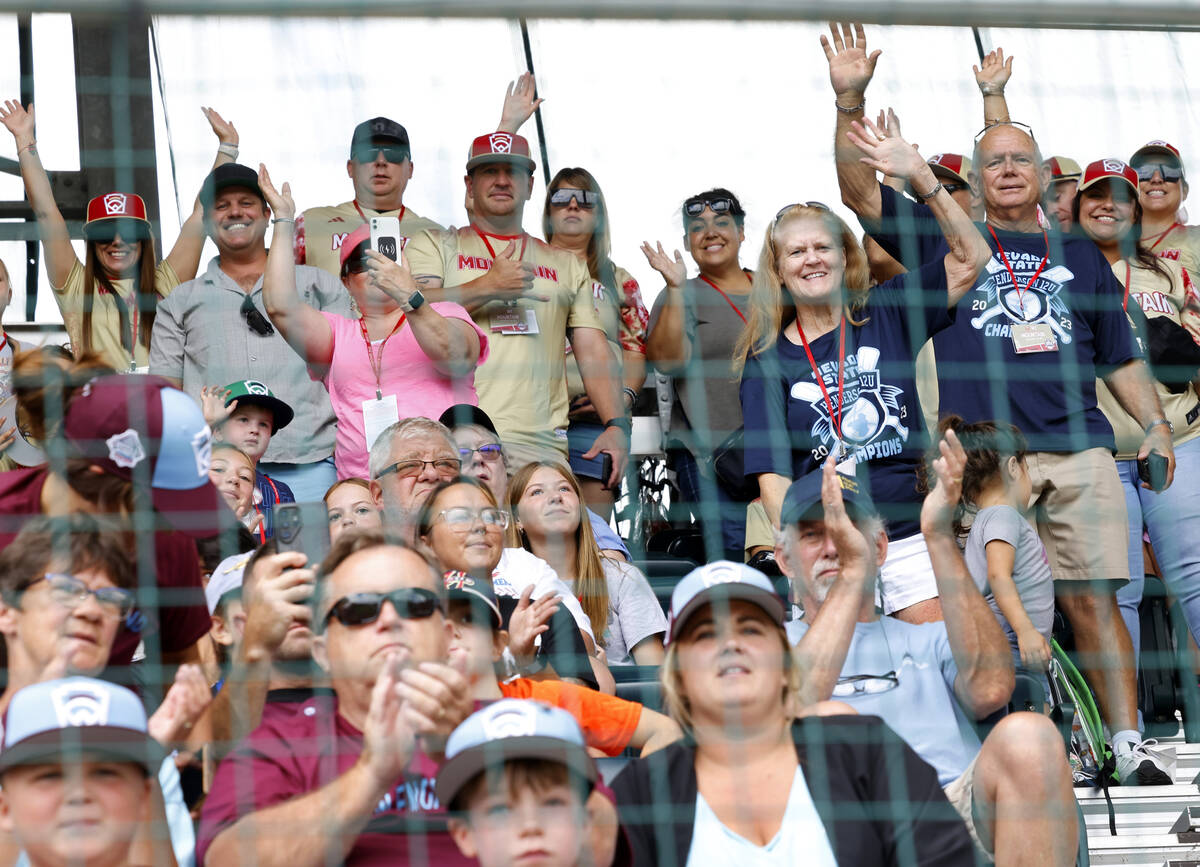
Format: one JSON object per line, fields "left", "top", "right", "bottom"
{"left": 258, "top": 166, "right": 487, "bottom": 479}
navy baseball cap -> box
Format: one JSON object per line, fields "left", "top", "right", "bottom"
{"left": 351, "top": 117, "right": 410, "bottom": 157}
{"left": 780, "top": 465, "right": 877, "bottom": 527}
{"left": 436, "top": 699, "right": 596, "bottom": 807}
{"left": 438, "top": 404, "right": 499, "bottom": 437}
{"left": 444, "top": 570, "right": 502, "bottom": 629}
{"left": 0, "top": 678, "right": 163, "bottom": 775}
{"left": 665, "top": 561, "right": 786, "bottom": 646}
{"left": 199, "top": 163, "right": 266, "bottom": 209}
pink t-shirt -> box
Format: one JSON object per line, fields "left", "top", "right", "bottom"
{"left": 196, "top": 693, "right": 470, "bottom": 866}
{"left": 316, "top": 304, "right": 488, "bottom": 479}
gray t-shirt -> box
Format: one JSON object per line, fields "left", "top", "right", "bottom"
{"left": 963, "top": 505, "right": 1055, "bottom": 645}
{"left": 600, "top": 557, "right": 667, "bottom": 665}
{"left": 648, "top": 275, "right": 750, "bottom": 454}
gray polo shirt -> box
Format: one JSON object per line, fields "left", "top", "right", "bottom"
{"left": 149, "top": 255, "right": 351, "bottom": 464}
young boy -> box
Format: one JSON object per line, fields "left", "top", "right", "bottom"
{"left": 201, "top": 379, "right": 296, "bottom": 537}
{"left": 0, "top": 677, "right": 163, "bottom": 867}
{"left": 443, "top": 572, "right": 682, "bottom": 757}
{"left": 436, "top": 699, "right": 597, "bottom": 867}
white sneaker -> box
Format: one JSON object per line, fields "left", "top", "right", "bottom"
{"left": 1115, "top": 739, "right": 1176, "bottom": 786}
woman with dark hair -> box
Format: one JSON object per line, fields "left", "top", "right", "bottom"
{"left": 1074, "top": 159, "right": 1200, "bottom": 652}
{"left": 644, "top": 187, "right": 754, "bottom": 560}
{"left": 0, "top": 100, "right": 238, "bottom": 371}
{"left": 543, "top": 167, "right": 648, "bottom": 518}
{"left": 738, "top": 116, "right": 992, "bottom": 624}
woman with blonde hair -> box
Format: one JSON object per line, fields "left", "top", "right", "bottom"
{"left": 507, "top": 460, "right": 665, "bottom": 665}
{"left": 738, "top": 115, "right": 992, "bottom": 623}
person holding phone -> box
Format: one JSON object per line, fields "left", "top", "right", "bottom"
{"left": 257, "top": 166, "right": 487, "bottom": 480}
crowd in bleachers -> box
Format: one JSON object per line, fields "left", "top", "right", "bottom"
{"left": 0, "top": 20, "right": 1199, "bottom": 867}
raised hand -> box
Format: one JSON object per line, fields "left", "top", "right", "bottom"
{"left": 483, "top": 240, "right": 546, "bottom": 302}
{"left": 507, "top": 585, "right": 560, "bottom": 663}
{"left": 240, "top": 551, "right": 315, "bottom": 655}
{"left": 846, "top": 112, "right": 926, "bottom": 182}
{"left": 201, "top": 106, "right": 239, "bottom": 146}
{"left": 257, "top": 164, "right": 295, "bottom": 221}
{"left": 498, "top": 72, "right": 544, "bottom": 132}
{"left": 200, "top": 385, "right": 234, "bottom": 429}
{"left": 0, "top": 99, "right": 34, "bottom": 142}
{"left": 148, "top": 664, "right": 212, "bottom": 747}
{"left": 365, "top": 249, "right": 420, "bottom": 308}
{"left": 640, "top": 241, "right": 687, "bottom": 289}
{"left": 819, "top": 455, "right": 872, "bottom": 578}
{"left": 973, "top": 48, "right": 1013, "bottom": 93}
{"left": 921, "top": 429, "right": 967, "bottom": 536}
{"left": 360, "top": 652, "right": 417, "bottom": 788}
{"left": 820, "top": 22, "right": 881, "bottom": 99}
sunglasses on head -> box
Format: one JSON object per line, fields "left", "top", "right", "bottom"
{"left": 352, "top": 145, "right": 410, "bottom": 165}
{"left": 240, "top": 293, "right": 275, "bottom": 337}
{"left": 323, "top": 587, "right": 442, "bottom": 630}
{"left": 683, "top": 195, "right": 742, "bottom": 219}
{"left": 973, "top": 120, "right": 1036, "bottom": 145}
{"left": 1133, "top": 162, "right": 1183, "bottom": 183}
{"left": 774, "top": 201, "right": 832, "bottom": 223}
{"left": 88, "top": 218, "right": 150, "bottom": 245}
{"left": 549, "top": 188, "right": 599, "bottom": 209}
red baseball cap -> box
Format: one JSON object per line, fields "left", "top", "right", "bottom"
{"left": 83, "top": 193, "right": 151, "bottom": 241}
{"left": 1044, "top": 156, "right": 1082, "bottom": 183}
{"left": 63, "top": 374, "right": 225, "bottom": 538}
{"left": 1077, "top": 159, "right": 1139, "bottom": 196}
{"left": 338, "top": 225, "right": 371, "bottom": 269}
{"left": 465, "top": 132, "right": 536, "bottom": 174}
{"left": 927, "top": 153, "right": 972, "bottom": 185}
{"left": 1130, "top": 140, "right": 1182, "bottom": 163}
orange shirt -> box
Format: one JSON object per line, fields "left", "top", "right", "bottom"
{"left": 499, "top": 678, "right": 642, "bottom": 756}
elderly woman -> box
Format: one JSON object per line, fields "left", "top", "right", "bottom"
{"left": 1076, "top": 158, "right": 1200, "bottom": 654}
{"left": 737, "top": 116, "right": 991, "bottom": 623}
{"left": 610, "top": 556, "right": 975, "bottom": 865}
{"left": 258, "top": 166, "right": 487, "bottom": 479}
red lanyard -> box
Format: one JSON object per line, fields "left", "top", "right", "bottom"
{"left": 471, "top": 225, "right": 528, "bottom": 261}
{"left": 796, "top": 314, "right": 847, "bottom": 451}
{"left": 1123, "top": 261, "right": 1132, "bottom": 312}
{"left": 1147, "top": 222, "right": 1182, "bottom": 252}
{"left": 353, "top": 200, "right": 405, "bottom": 227}
{"left": 987, "top": 226, "right": 1050, "bottom": 321}
{"left": 357, "top": 314, "right": 407, "bottom": 400}
{"left": 698, "top": 274, "right": 749, "bottom": 323}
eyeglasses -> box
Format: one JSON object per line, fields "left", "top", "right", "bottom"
{"left": 683, "top": 195, "right": 743, "bottom": 219}
{"left": 351, "top": 145, "right": 410, "bottom": 165}
{"left": 774, "top": 201, "right": 832, "bottom": 223}
{"left": 20, "top": 573, "right": 136, "bottom": 620}
{"left": 323, "top": 587, "right": 442, "bottom": 630}
{"left": 549, "top": 188, "right": 599, "bottom": 209}
{"left": 973, "top": 120, "right": 1036, "bottom": 145}
{"left": 458, "top": 444, "right": 503, "bottom": 463}
{"left": 434, "top": 506, "right": 509, "bottom": 531}
{"left": 342, "top": 260, "right": 369, "bottom": 277}
{"left": 240, "top": 294, "right": 275, "bottom": 337}
{"left": 376, "top": 457, "right": 462, "bottom": 480}
{"left": 88, "top": 218, "right": 150, "bottom": 245}
{"left": 831, "top": 671, "right": 899, "bottom": 697}
{"left": 1133, "top": 162, "right": 1183, "bottom": 183}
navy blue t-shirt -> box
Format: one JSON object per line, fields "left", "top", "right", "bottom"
{"left": 740, "top": 259, "right": 954, "bottom": 538}
{"left": 863, "top": 184, "right": 1140, "bottom": 452}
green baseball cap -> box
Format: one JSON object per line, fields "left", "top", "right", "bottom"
{"left": 222, "top": 380, "right": 294, "bottom": 433}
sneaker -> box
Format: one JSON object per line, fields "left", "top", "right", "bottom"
{"left": 1115, "top": 739, "right": 1176, "bottom": 786}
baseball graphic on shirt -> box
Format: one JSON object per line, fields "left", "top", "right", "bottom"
{"left": 970, "top": 255, "right": 1075, "bottom": 343}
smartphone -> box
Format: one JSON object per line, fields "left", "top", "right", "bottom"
{"left": 1137, "top": 451, "right": 1169, "bottom": 492}
{"left": 369, "top": 216, "right": 402, "bottom": 262}
{"left": 273, "top": 502, "right": 332, "bottom": 572}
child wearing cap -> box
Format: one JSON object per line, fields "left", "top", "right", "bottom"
{"left": 202, "top": 379, "right": 296, "bottom": 538}
{"left": 437, "top": 699, "right": 598, "bottom": 867}
{"left": 443, "top": 572, "right": 682, "bottom": 757}
{"left": 0, "top": 99, "right": 240, "bottom": 372}
{"left": 0, "top": 677, "right": 162, "bottom": 867}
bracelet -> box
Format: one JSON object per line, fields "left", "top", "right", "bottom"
{"left": 271, "top": 217, "right": 295, "bottom": 225}
{"left": 834, "top": 98, "right": 866, "bottom": 114}
{"left": 915, "top": 181, "right": 944, "bottom": 202}
{"left": 1145, "top": 417, "right": 1174, "bottom": 434}
{"left": 622, "top": 386, "right": 639, "bottom": 406}
{"left": 979, "top": 84, "right": 1005, "bottom": 96}
{"left": 217, "top": 143, "right": 239, "bottom": 157}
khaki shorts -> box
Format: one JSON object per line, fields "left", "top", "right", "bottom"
{"left": 1025, "top": 448, "right": 1129, "bottom": 586}
{"left": 943, "top": 753, "right": 993, "bottom": 860}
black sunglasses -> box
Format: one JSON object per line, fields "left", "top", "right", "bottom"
{"left": 323, "top": 587, "right": 443, "bottom": 630}
{"left": 549, "top": 188, "right": 599, "bottom": 209}
{"left": 1133, "top": 162, "right": 1183, "bottom": 183}
{"left": 684, "top": 195, "right": 742, "bottom": 219}
{"left": 352, "top": 145, "right": 410, "bottom": 165}
{"left": 240, "top": 294, "right": 275, "bottom": 337}
{"left": 88, "top": 218, "right": 150, "bottom": 245}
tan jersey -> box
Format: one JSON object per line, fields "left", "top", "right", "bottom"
{"left": 1145, "top": 223, "right": 1200, "bottom": 343}
{"left": 1096, "top": 257, "right": 1200, "bottom": 458}
{"left": 565, "top": 264, "right": 648, "bottom": 407}
{"left": 55, "top": 258, "right": 179, "bottom": 371}
{"left": 293, "top": 200, "right": 443, "bottom": 277}
{"left": 406, "top": 226, "right": 602, "bottom": 463}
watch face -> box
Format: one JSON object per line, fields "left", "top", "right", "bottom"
{"left": 409, "top": 290, "right": 425, "bottom": 310}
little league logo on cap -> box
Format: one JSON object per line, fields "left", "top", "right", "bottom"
{"left": 85, "top": 192, "right": 149, "bottom": 225}
{"left": 222, "top": 380, "right": 294, "bottom": 432}
{"left": 466, "top": 132, "right": 536, "bottom": 173}
{"left": 106, "top": 429, "right": 146, "bottom": 469}
{"left": 103, "top": 193, "right": 128, "bottom": 215}
{"left": 480, "top": 702, "right": 541, "bottom": 740}
{"left": 52, "top": 681, "right": 112, "bottom": 727}
{"left": 488, "top": 132, "right": 514, "bottom": 154}
{"left": 1079, "top": 158, "right": 1139, "bottom": 194}
{"left": 665, "top": 560, "right": 786, "bottom": 646}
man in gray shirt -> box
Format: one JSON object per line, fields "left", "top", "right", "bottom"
{"left": 150, "top": 164, "right": 350, "bottom": 501}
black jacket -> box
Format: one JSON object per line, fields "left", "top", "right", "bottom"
{"left": 610, "top": 714, "right": 976, "bottom": 866}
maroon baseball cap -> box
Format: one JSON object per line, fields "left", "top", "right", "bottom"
{"left": 63, "top": 375, "right": 224, "bottom": 538}
{"left": 1077, "top": 159, "right": 1139, "bottom": 196}
{"left": 1044, "top": 156, "right": 1082, "bottom": 183}
{"left": 465, "top": 132, "right": 536, "bottom": 174}
{"left": 927, "top": 153, "right": 972, "bottom": 185}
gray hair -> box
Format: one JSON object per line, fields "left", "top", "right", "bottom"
{"left": 368, "top": 417, "right": 458, "bottom": 479}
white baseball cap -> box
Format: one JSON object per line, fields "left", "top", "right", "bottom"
{"left": 665, "top": 561, "right": 786, "bottom": 646}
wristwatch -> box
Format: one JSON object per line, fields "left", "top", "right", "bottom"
{"left": 1145, "top": 417, "right": 1174, "bottom": 435}
{"left": 404, "top": 289, "right": 426, "bottom": 313}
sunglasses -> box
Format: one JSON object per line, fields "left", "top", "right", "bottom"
{"left": 351, "top": 145, "right": 410, "bottom": 165}
{"left": 323, "top": 587, "right": 443, "bottom": 630}
{"left": 549, "top": 188, "right": 599, "bottom": 209}
{"left": 88, "top": 218, "right": 150, "bottom": 245}
{"left": 831, "top": 671, "right": 899, "bottom": 697}
{"left": 377, "top": 457, "right": 462, "bottom": 479}
{"left": 457, "top": 443, "right": 503, "bottom": 463}
{"left": 1133, "top": 162, "right": 1183, "bottom": 183}
{"left": 942, "top": 182, "right": 970, "bottom": 194}
{"left": 18, "top": 573, "right": 136, "bottom": 620}
{"left": 973, "top": 120, "right": 1036, "bottom": 145}
{"left": 774, "top": 201, "right": 832, "bottom": 223}
{"left": 683, "top": 195, "right": 742, "bottom": 219}
{"left": 241, "top": 294, "right": 275, "bottom": 337}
